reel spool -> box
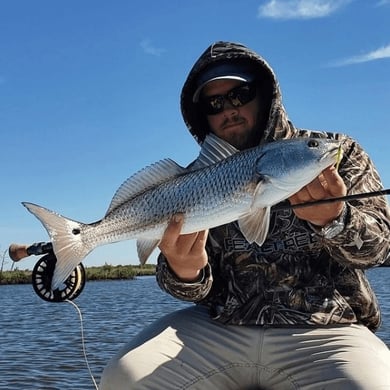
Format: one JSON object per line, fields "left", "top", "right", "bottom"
{"left": 32, "top": 252, "right": 86, "bottom": 302}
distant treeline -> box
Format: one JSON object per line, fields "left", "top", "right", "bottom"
{"left": 0, "top": 263, "right": 156, "bottom": 285}
{"left": 1, "top": 260, "right": 389, "bottom": 286}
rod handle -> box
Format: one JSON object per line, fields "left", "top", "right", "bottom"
{"left": 8, "top": 243, "right": 29, "bottom": 262}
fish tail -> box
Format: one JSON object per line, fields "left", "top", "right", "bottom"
{"left": 22, "top": 202, "right": 94, "bottom": 290}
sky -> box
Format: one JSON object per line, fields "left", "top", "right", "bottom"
{"left": 1, "top": 0, "right": 389, "bottom": 271}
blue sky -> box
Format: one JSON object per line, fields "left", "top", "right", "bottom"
{"left": 1, "top": 0, "right": 389, "bottom": 270}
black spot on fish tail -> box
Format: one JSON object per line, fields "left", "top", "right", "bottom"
{"left": 72, "top": 228, "right": 81, "bottom": 235}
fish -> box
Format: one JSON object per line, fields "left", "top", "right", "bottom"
{"left": 23, "top": 134, "right": 341, "bottom": 290}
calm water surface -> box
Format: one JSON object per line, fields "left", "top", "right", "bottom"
{"left": 1, "top": 269, "right": 389, "bottom": 389}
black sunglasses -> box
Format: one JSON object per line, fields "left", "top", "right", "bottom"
{"left": 200, "top": 83, "right": 257, "bottom": 115}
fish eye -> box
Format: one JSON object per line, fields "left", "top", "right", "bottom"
{"left": 307, "top": 139, "right": 319, "bottom": 148}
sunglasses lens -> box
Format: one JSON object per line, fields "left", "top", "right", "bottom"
{"left": 200, "top": 83, "right": 256, "bottom": 115}
{"left": 229, "top": 84, "right": 256, "bottom": 107}
{"left": 207, "top": 96, "right": 224, "bottom": 114}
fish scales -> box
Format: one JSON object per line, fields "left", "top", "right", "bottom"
{"left": 91, "top": 152, "right": 258, "bottom": 244}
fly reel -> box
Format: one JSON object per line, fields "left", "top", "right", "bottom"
{"left": 32, "top": 252, "right": 86, "bottom": 302}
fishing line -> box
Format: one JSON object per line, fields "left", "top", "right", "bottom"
{"left": 335, "top": 143, "right": 343, "bottom": 171}
{"left": 274, "top": 188, "right": 390, "bottom": 211}
{"left": 65, "top": 299, "right": 99, "bottom": 390}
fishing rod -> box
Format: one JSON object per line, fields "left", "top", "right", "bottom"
{"left": 274, "top": 188, "right": 390, "bottom": 210}
{"left": 8, "top": 188, "right": 390, "bottom": 302}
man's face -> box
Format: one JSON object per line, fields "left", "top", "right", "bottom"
{"left": 201, "top": 79, "right": 264, "bottom": 150}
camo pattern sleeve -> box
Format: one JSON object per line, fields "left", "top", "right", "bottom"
{"left": 156, "top": 254, "right": 213, "bottom": 302}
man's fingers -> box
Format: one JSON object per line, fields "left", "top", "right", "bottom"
{"left": 159, "top": 214, "right": 184, "bottom": 249}
{"left": 289, "top": 187, "right": 311, "bottom": 204}
{"left": 167, "top": 214, "right": 184, "bottom": 233}
{"left": 322, "top": 166, "right": 347, "bottom": 197}
{"left": 190, "top": 230, "right": 209, "bottom": 252}
{"left": 290, "top": 167, "right": 346, "bottom": 206}
{"left": 305, "top": 179, "right": 327, "bottom": 201}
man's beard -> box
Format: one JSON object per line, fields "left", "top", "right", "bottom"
{"left": 221, "top": 117, "right": 263, "bottom": 150}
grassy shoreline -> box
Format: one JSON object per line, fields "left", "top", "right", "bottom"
{"left": 1, "top": 261, "right": 389, "bottom": 286}
{"left": 0, "top": 263, "right": 156, "bottom": 285}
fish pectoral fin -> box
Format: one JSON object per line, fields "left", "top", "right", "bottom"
{"left": 137, "top": 239, "right": 160, "bottom": 265}
{"left": 238, "top": 207, "right": 271, "bottom": 247}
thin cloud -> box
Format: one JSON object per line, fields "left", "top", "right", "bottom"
{"left": 140, "top": 39, "right": 165, "bottom": 57}
{"left": 376, "top": 0, "right": 390, "bottom": 5}
{"left": 258, "top": 0, "right": 352, "bottom": 20}
{"left": 329, "top": 44, "right": 390, "bottom": 66}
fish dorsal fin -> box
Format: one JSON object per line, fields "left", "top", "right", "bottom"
{"left": 106, "top": 159, "right": 186, "bottom": 215}
{"left": 190, "top": 133, "right": 239, "bottom": 170}
{"left": 238, "top": 207, "right": 271, "bottom": 247}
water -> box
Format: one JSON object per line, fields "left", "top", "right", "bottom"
{"left": 0, "top": 270, "right": 389, "bottom": 390}
{"left": 0, "top": 276, "right": 191, "bottom": 389}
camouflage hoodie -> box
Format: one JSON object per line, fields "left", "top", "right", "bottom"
{"left": 156, "top": 41, "right": 390, "bottom": 331}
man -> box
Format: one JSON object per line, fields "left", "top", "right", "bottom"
{"left": 100, "top": 41, "right": 390, "bottom": 389}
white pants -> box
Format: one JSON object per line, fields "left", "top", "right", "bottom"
{"left": 100, "top": 306, "right": 390, "bottom": 389}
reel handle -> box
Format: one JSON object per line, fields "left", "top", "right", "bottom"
{"left": 8, "top": 242, "right": 53, "bottom": 262}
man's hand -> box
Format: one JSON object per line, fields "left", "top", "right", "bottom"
{"left": 158, "top": 214, "right": 208, "bottom": 282}
{"left": 288, "top": 166, "right": 347, "bottom": 227}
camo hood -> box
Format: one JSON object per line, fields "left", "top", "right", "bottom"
{"left": 180, "top": 41, "right": 297, "bottom": 144}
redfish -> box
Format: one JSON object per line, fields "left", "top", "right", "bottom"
{"left": 23, "top": 134, "right": 340, "bottom": 290}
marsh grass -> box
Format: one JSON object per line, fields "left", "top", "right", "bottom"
{"left": 0, "top": 263, "right": 156, "bottom": 285}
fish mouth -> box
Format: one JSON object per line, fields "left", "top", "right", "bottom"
{"left": 321, "top": 143, "right": 343, "bottom": 166}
